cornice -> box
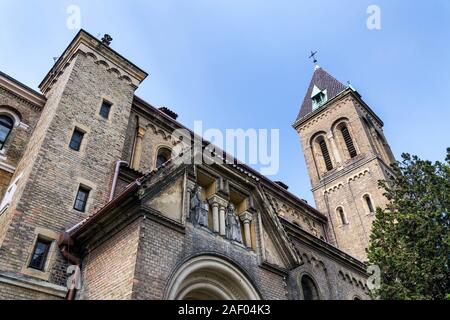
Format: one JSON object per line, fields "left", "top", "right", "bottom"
{"left": 39, "top": 29, "right": 148, "bottom": 95}
{"left": 293, "top": 89, "right": 384, "bottom": 131}
{"left": 281, "top": 218, "right": 368, "bottom": 275}
{"left": 0, "top": 71, "right": 46, "bottom": 108}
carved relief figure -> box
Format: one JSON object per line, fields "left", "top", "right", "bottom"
{"left": 189, "top": 186, "right": 209, "bottom": 227}
{"left": 225, "top": 203, "right": 242, "bottom": 243}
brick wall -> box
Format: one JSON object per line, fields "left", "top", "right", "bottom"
{"left": 0, "top": 85, "right": 42, "bottom": 244}
{"left": 80, "top": 218, "right": 141, "bottom": 300}
{"left": 289, "top": 237, "right": 371, "bottom": 300}
{"left": 295, "top": 93, "right": 392, "bottom": 260}
{"left": 0, "top": 282, "right": 62, "bottom": 300}
{"left": 0, "top": 51, "right": 137, "bottom": 288}
{"left": 131, "top": 218, "right": 286, "bottom": 300}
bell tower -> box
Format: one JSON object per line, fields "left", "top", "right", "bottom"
{"left": 293, "top": 65, "right": 395, "bottom": 261}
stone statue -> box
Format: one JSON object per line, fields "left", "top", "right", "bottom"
{"left": 225, "top": 203, "right": 242, "bottom": 243}
{"left": 189, "top": 186, "right": 209, "bottom": 228}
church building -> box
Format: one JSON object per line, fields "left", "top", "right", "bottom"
{"left": 0, "top": 30, "right": 394, "bottom": 300}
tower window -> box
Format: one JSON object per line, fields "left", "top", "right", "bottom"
{"left": 311, "top": 86, "right": 328, "bottom": 111}
{"left": 29, "top": 238, "right": 52, "bottom": 271}
{"left": 99, "top": 100, "right": 112, "bottom": 119}
{"left": 318, "top": 138, "right": 333, "bottom": 171}
{"left": 312, "top": 92, "right": 327, "bottom": 110}
{"left": 340, "top": 125, "right": 357, "bottom": 158}
{"left": 364, "top": 195, "right": 375, "bottom": 213}
{"left": 69, "top": 128, "right": 85, "bottom": 151}
{"left": 74, "top": 185, "right": 90, "bottom": 212}
{"left": 337, "top": 207, "right": 348, "bottom": 225}
{"left": 0, "top": 115, "right": 14, "bottom": 150}
{"left": 156, "top": 147, "right": 172, "bottom": 168}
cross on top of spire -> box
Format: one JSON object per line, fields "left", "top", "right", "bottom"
{"left": 309, "top": 50, "right": 318, "bottom": 65}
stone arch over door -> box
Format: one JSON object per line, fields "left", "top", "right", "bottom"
{"left": 165, "top": 255, "right": 261, "bottom": 300}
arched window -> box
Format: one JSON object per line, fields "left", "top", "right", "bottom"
{"left": 363, "top": 195, "right": 375, "bottom": 214}
{"left": 0, "top": 115, "right": 14, "bottom": 150}
{"left": 156, "top": 147, "right": 172, "bottom": 168}
{"left": 337, "top": 207, "right": 348, "bottom": 225}
{"left": 317, "top": 137, "right": 333, "bottom": 171}
{"left": 301, "top": 275, "right": 320, "bottom": 300}
{"left": 339, "top": 124, "right": 357, "bottom": 158}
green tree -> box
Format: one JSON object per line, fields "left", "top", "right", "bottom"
{"left": 367, "top": 149, "right": 450, "bottom": 300}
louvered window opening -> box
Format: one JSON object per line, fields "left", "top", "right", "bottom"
{"left": 319, "top": 139, "right": 333, "bottom": 171}
{"left": 341, "top": 126, "right": 357, "bottom": 158}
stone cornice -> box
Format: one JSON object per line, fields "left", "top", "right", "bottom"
{"left": 39, "top": 29, "right": 148, "bottom": 95}
{"left": 0, "top": 271, "right": 67, "bottom": 298}
{"left": 293, "top": 89, "right": 384, "bottom": 131}
{"left": 311, "top": 154, "right": 386, "bottom": 192}
{"left": 0, "top": 71, "right": 46, "bottom": 108}
{"left": 280, "top": 218, "right": 368, "bottom": 275}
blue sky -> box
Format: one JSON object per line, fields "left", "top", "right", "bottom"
{"left": 1, "top": 0, "right": 449, "bottom": 205}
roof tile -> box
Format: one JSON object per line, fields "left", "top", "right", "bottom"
{"left": 296, "top": 67, "right": 346, "bottom": 121}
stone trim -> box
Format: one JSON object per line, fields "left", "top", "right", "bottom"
{"left": 281, "top": 218, "right": 367, "bottom": 273}
{"left": 0, "top": 161, "right": 16, "bottom": 173}
{"left": 39, "top": 30, "right": 147, "bottom": 94}
{"left": 0, "top": 271, "right": 67, "bottom": 298}
{"left": 0, "top": 72, "right": 46, "bottom": 108}
{"left": 21, "top": 227, "right": 60, "bottom": 281}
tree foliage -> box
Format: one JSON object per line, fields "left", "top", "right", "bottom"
{"left": 367, "top": 149, "right": 450, "bottom": 300}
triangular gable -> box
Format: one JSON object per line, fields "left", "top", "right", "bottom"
{"left": 253, "top": 186, "right": 302, "bottom": 270}
{"left": 147, "top": 175, "right": 184, "bottom": 223}
{"left": 139, "top": 161, "right": 192, "bottom": 224}
{"left": 311, "top": 85, "right": 323, "bottom": 98}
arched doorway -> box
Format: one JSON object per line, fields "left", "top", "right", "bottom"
{"left": 166, "top": 255, "right": 261, "bottom": 300}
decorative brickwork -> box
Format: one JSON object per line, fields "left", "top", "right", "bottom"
{"left": 0, "top": 31, "right": 376, "bottom": 300}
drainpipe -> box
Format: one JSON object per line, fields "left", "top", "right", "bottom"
{"left": 109, "top": 161, "right": 129, "bottom": 201}
{"left": 58, "top": 232, "right": 80, "bottom": 300}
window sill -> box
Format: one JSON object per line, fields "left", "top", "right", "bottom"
{"left": 21, "top": 265, "right": 51, "bottom": 282}
{"left": 70, "top": 208, "right": 90, "bottom": 216}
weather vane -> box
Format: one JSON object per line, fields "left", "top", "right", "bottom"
{"left": 309, "top": 50, "right": 318, "bottom": 64}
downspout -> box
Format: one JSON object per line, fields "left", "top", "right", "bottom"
{"left": 110, "top": 160, "right": 129, "bottom": 201}
{"left": 58, "top": 232, "right": 80, "bottom": 300}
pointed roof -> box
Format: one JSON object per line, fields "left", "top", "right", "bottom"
{"left": 296, "top": 66, "right": 347, "bottom": 121}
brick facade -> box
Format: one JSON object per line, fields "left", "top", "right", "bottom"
{"left": 0, "top": 30, "right": 382, "bottom": 300}
{"left": 294, "top": 69, "right": 394, "bottom": 261}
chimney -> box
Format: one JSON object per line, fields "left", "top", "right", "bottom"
{"left": 275, "top": 181, "right": 289, "bottom": 190}
{"left": 158, "top": 107, "right": 178, "bottom": 120}
{"left": 101, "top": 34, "right": 113, "bottom": 46}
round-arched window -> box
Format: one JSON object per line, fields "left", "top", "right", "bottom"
{"left": 363, "top": 194, "right": 375, "bottom": 214}
{"left": 0, "top": 115, "right": 14, "bottom": 150}
{"left": 301, "top": 275, "right": 320, "bottom": 300}
{"left": 337, "top": 207, "right": 348, "bottom": 225}
{"left": 156, "top": 147, "right": 172, "bottom": 168}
